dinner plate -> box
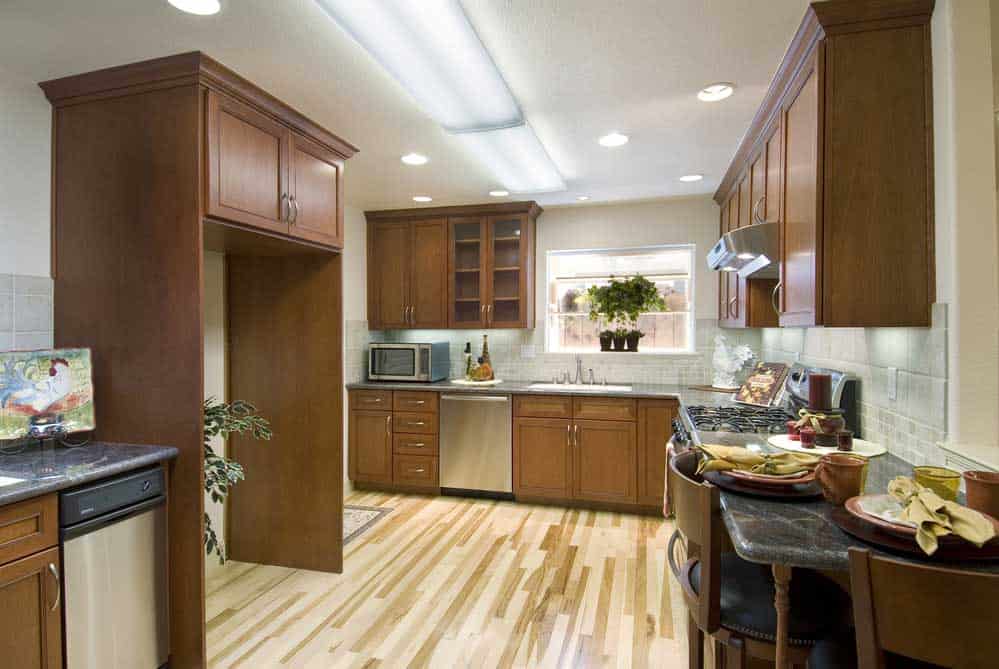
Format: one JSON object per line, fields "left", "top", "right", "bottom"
{"left": 768, "top": 434, "right": 887, "bottom": 457}
{"left": 845, "top": 494, "right": 999, "bottom": 541}
{"left": 724, "top": 468, "right": 816, "bottom": 486}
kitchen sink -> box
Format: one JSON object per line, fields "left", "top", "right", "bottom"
{"left": 528, "top": 383, "right": 633, "bottom": 392}
{"left": 0, "top": 476, "right": 26, "bottom": 488}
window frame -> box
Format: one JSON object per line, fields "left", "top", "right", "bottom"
{"left": 544, "top": 243, "right": 697, "bottom": 355}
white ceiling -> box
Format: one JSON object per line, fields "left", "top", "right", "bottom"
{"left": 0, "top": 0, "right": 809, "bottom": 209}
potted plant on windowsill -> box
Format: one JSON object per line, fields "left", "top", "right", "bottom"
{"left": 598, "top": 329, "right": 614, "bottom": 351}
{"left": 588, "top": 275, "right": 665, "bottom": 353}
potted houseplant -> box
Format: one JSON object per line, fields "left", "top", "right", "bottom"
{"left": 618, "top": 275, "right": 665, "bottom": 352}
{"left": 598, "top": 329, "right": 614, "bottom": 351}
{"left": 612, "top": 327, "right": 628, "bottom": 351}
{"left": 203, "top": 397, "right": 272, "bottom": 564}
{"left": 626, "top": 329, "right": 644, "bottom": 351}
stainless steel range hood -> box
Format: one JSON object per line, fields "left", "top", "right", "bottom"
{"left": 706, "top": 221, "right": 779, "bottom": 279}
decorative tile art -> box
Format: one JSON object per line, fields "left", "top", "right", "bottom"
{"left": 0, "top": 348, "right": 95, "bottom": 440}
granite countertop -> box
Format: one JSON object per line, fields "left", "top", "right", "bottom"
{"left": 0, "top": 441, "right": 178, "bottom": 506}
{"left": 688, "top": 426, "right": 999, "bottom": 574}
{"left": 347, "top": 378, "right": 689, "bottom": 400}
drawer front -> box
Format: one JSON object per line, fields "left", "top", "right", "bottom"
{"left": 393, "top": 433, "right": 439, "bottom": 456}
{"left": 393, "top": 455, "right": 439, "bottom": 487}
{"left": 573, "top": 397, "right": 638, "bottom": 422}
{"left": 393, "top": 412, "right": 437, "bottom": 435}
{"left": 349, "top": 389, "right": 392, "bottom": 411}
{"left": 513, "top": 394, "right": 573, "bottom": 419}
{"left": 0, "top": 494, "right": 58, "bottom": 566}
{"left": 393, "top": 391, "right": 439, "bottom": 414}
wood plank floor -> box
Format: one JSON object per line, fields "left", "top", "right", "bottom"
{"left": 206, "top": 492, "right": 689, "bottom": 668}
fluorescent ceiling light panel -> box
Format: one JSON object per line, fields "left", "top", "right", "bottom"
{"left": 316, "top": 0, "right": 522, "bottom": 133}
{"left": 456, "top": 123, "right": 566, "bottom": 193}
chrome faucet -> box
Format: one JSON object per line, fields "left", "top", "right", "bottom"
{"left": 574, "top": 355, "right": 583, "bottom": 384}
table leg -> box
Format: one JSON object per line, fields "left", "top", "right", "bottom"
{"left": 772, "top": 564, "right": 792, "bottom": 669}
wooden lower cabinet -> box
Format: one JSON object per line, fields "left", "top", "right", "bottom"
{"left": 513, "top": 417, "right": 572, "bottom": 500}
{"left": 636, "top": 400, "right": 678, "bottom": 507}
{"left": 0, "top": 546, "right": 62, "bottom": 669}
{"left": 348, "top": 409, "right": 393, "bottom": 484}
{"left": 573, "top": 420, "right": 637, "bottom": 504}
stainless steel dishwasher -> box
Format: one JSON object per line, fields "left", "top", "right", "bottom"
{"left": 60, "top": 466, "right": 169, "bottom": 669}
{"left": 440, "top": 393, "right": 512, "bottom": 497}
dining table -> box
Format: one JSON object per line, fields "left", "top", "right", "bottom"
{"left": 679, "top": 424, "right": 999, "bottom": 669}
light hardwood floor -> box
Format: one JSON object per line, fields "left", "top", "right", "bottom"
{"left": 207, "top": 492, "right": 689, "bottom": 668}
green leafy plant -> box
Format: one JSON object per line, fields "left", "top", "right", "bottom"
{"left": 204, "top": 398, "right": 272, "bottom": 564}
{"left": 588, "top": 274, "right": 665, "bottom": 331}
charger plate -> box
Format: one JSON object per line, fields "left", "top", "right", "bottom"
{"left": 768, "top": 434, "right": 887, "bottom": 457}
{"left": 703, "top": 470, "right": 822, "bottom": 500}
{"left": 725, "top": 468, "right": 816, "bottom": 487}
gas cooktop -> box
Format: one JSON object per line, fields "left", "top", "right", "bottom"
{"left": 684, "top": 405, "right": 795, "bottom": 434}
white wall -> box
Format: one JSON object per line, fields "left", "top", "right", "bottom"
{"left": 0, "top": 68, "right": 50, "bottom": 278}
{"left": 537, "top": 196, "right": 719, "bottom": 319}
{"left": 342, "top": 206, "right": 369, "bottom": 495}
{"left": 203, "top": 252, "right": 227, "bottom": 577}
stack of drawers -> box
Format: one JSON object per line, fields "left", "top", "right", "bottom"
{"left": 348, "top": 389, "right": 439, "bottom": 492}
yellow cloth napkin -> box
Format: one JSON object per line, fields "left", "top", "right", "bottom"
{"left": 696, "top": 444, "right": 820, "bottom": 476}
{"left": 888, "top": 476, "right": 997, "bottom": 555}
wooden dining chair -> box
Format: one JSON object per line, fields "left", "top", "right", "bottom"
{"left": 810, "top": 547, "right": 999, "bottom": 669}
{"left": 667, "top": 450, "right": 850, "bottom": 668}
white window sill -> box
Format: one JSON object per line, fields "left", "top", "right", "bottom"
{"left": 544, "top": 349, "right": 700, "bottom": 357}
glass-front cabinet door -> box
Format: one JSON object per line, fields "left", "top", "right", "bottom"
{"left": 449, "top": 217, "right": 488, "bottom": 327}
{"left": 485, "top": 214, "right": 529, "bottom": 328}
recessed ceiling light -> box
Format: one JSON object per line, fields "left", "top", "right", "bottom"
{"left": 737, "top": 253, "right": 757, "bottom": 260}
{"left": 489, "top": 190, "right": 509, "bottom": 197}
{"left": 412, "top": 196, "right": 433, "bottom": 203}
{"left": 697, "top": 83, "right": 735, "bottom": 102}
{"left": 598, "top": 132, "right": 629, "bottom": 148}
{"left": 679, "top": 174, "right": 704, "bottom": 182}
{"left": 577, "top": 196, "right": 590, "bottom": 201}
{"left": 167, "top": 0, "right": 221, "bottom": 15}
{"left": 401, "top": 153, "right": 428, "bottom": 166}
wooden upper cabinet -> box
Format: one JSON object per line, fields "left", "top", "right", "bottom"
{"left": 366, "top": 218, "right": 448, "bottom": 329}
{"left": 448, "top": 216, "right": 488, "bottom": 328}
{"left": 289, "top": 131, "right": 343, "bottom": 248}
{"left": 780, "top": 58, "right": 820, "bottom": 327}
{"left": 0, "top": 547, "right": 63, "bottom": 669}
{"left": 712, "top": 1, "right": 935, "bottom": 328}
{"left": 368, "top": 221, "right": 411, "bottom": 329}
{"left": 205, "top": 82, "right": 353, "bottom": 251}
{"left": 206, "top": 90, "right": 289, "bottom": 235}
{"left": 366, "top": 202, "right": 540, "bottom": 331}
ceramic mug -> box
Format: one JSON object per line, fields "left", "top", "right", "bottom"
{"left": 815, "top": 453, "right": 868, "bottom": 505}
{"left": 963, "top": 471, "right": 999, "bottom": 519}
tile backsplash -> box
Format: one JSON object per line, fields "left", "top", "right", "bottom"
{"left": 0, "top": 273, "right": 53, "bottom": 351}
{"left": 762, "top": 303, "right": 948, "bottom": 466}
{"left": 346, "top": 318, "right": 762, "bottom": 387}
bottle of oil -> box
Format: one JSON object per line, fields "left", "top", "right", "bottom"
{"left": 463, "top": 342, "right": 473, "bottom": 379}
{"left": 478, "top": 334, "right": 494, "bottom": 381}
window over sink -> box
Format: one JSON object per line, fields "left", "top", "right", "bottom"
{"left": 546, "top": 245, "right": 695, "bottom": 354}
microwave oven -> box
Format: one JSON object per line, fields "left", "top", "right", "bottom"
{"left": 368, "top": 342, "right": 450, "bottom": 382}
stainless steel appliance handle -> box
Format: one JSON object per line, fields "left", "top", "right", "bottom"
{"left": 440, "top": 394, "right": 509, "bottom": 402}
{"left": 48, "top": 563, "right": 60, "bottom": 611}
{"left": 771, "top": 281, "right": 782, "bottom": 316}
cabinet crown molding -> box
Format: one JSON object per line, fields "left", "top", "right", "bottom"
{"left": 38, "top": 51, "right": 358, "bottom": 160}
{"left": 365, "top": 200, "right": 542, "bottom": 222}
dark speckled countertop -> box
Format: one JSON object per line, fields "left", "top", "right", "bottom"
{"left": 347, "top": 378, "right": 689, "bottom": 400}
{"left": 0, "top": 441, "right": 178, "bottom": 506}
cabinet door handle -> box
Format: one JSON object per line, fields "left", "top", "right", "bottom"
{"left": 566, "top": 424, "right": 572, "bottom": 447}
{"left": 406, "top": 421, "right": 426, "bottom": 427}
{"left": 409, "top": 442, "right": 426, "bottom": 448}
{"left": 771, "top": 281, "right": 782, "bottom": 316}
{"left": 386, "top": 415, "right": 392, "bottom": 436}
{"left": 752, "top": 196, "right": 766, "bottom": 224}
{"left": 728, "top": 296, "right": 737, "bottom": 319}
{"left": 281, "top": 193, "right": 289, "bottom": 222}
{"left": 48, "top": 563, "right": 60, "bottom": 612}
{"left": 410, "top": 468, "right": 426, "bottom": 474}
{"left": 573, "top": 424, "right": 580, "bottom": 446}
{"left": 487, "top": 304, "right": 493, "bottom": 325}
{"left": 361, "top": 397, "right": 383, "bottom": 404}
{"left": 289, "top": 196, "right": 299, "bottom": 224}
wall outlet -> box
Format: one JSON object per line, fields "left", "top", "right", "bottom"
{"left": 887, "top": 366, "right": 898, "bottom": 401}
{"left": 520, "top": 344, "right": 536, "bottom": 359}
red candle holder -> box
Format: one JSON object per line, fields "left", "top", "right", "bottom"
{"left": 799, "top": 427, "right": 816, "bottom": 448}
{"left": 836, "top": 430, "right": 854, "bottom": 452}
{"left": 786, "top": 420, "right": 801, "bottom": 441}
